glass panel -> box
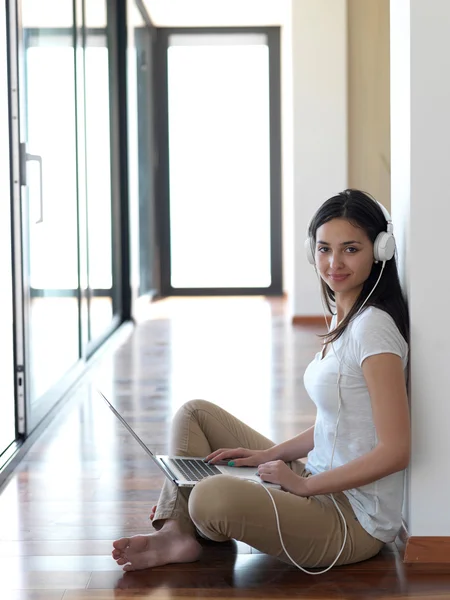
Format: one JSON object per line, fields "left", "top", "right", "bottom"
{"left": 85, "top": 3, "right": 114, "bottom": 341}
{"left": 85, "top": 0, "right": 107, "bottom": 27}
{"left": 0, "top": 6, "right": 16, "bottom": 453}
{"left": 20, "top": 1, "right": 81, "bottom": 411}
{"left": 127, "top": 0, "right": 157, "bottom": 304}
{"left": 168, "top": 34, "right": 272, "bottom": 289}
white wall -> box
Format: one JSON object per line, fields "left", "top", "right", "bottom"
{"left": 391, "top": 0, "right": 450, "bottom": 536}
{"left": 291, "top": 0, "right": 348, "bottom": 316}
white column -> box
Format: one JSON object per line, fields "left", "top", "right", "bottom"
{"left": 391, "top": 0, "right": 450, "bottom": 536}
{"left": 390, "top": 0, "right": 411, "bottom": 527}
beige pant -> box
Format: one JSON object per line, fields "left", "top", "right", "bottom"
{"left": 152, "top": 400, "right": 384, "bottom": 569}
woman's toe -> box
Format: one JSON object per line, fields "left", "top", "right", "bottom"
{"left": 113, "top": 537, "right": 130, "bottom": 550}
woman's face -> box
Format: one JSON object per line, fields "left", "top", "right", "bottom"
{"left": 315, "top": 218, "right": 374, "bottom": 300}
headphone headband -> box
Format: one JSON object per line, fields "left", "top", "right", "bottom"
{"left": 305, "top": 198, "right": 395, "bottom": 264}
{"left": 376, "top": 202, "right": 394, "bottom": 235}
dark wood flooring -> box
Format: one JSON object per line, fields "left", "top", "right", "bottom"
{"left": 1, "top": 297, "right": 449, "bottom": 599}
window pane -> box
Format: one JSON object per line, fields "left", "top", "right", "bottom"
{"left": 168, "top": 34, "right": 272, "bottom": 288}
{"left": 23, "top": 21, "right": 81, "bottom": 403}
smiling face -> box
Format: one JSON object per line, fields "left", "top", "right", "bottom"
{"left": 315, "top": 218, "right": 374, "bottom": 306}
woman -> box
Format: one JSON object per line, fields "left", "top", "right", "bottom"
{"left": 112, "top": 189, "right": 410, "bottom": 572}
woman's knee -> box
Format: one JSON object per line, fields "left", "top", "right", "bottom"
{"left": 188, "top": 476, "right": 243, "bottom": 538}
{"left": 189, "top": 475, "right": 234, "bottom": 518}
{"left": 174, "top": 399, "right": 216, "bottom": 420}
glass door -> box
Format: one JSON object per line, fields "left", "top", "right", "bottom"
{"left": 0, "top": 4, "right": 16, "bottom": 456}
{"left": 156, "top": 29, "right": 282, "bottom": 295}
{"left": 17, "top": 0, "right": 81, "bottom": 432}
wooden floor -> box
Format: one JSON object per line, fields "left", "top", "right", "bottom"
{"left": 1, "top": 297, "right": 449, "bottom": 599}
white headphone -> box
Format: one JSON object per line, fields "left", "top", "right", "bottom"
{"left": 304, "top": 200, "right": 395, "bottom": 265}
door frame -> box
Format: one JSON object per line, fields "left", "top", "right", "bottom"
{"left": 154, "top": 26, "right": 283, "bottom": 296}
{"left": 8, "top": 0, "right": 27, "bottom": 437}
{"left": 7, "top": 0, "right": 128, "bottom": 436}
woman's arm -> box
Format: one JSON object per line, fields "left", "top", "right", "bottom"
{"left": 304, "top": 352, "right": 410, "bottom": 496}
{"left": 268, "top": 424, "right": 315, "bottom": 462}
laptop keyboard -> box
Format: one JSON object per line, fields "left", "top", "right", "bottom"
{"left": 171, "top": 458, "right": 222, "bottom": 481}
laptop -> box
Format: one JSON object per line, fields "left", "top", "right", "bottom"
{"left": 99, "top": 391, "right": 279, "bottom": 489}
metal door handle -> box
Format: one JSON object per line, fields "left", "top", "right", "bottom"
{"left": 20, "top": 143, "right": 44, "bottom": 223}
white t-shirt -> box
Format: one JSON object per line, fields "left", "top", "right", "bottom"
{"left": 303, "top": 306, "right": 409, "bottom": 543}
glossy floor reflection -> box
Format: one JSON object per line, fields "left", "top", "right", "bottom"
{"left": 0, "top": 297, "right": 448, "bottom": 600}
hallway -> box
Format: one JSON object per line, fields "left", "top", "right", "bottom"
{"left": 0, "top": 297, "right": 446, "bottom": 598}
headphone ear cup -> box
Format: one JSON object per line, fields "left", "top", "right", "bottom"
{"left": 305, "top": 238, "right": 315, "bottom": 265}
{"left": 373, "top": 232, "right": 396, "bottom": 262}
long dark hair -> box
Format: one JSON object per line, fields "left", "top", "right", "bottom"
{"left": 308, "top": 189, "right": 409, "bottom": 345}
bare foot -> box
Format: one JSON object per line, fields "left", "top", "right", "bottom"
{"left": 112, "top": 528, "right": 202, "bottom": 571}
{"left": 149, "top": 505, "right": 157, "bottom": 521}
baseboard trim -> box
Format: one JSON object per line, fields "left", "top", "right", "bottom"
{"left": 292, "top": 315, "right": 331, "bottom": 326}
{"left": 397, "top": 521, "right": 450, "bottom": 563}
{"left": 404, "top": 536, "right": 450, "bottom": 563}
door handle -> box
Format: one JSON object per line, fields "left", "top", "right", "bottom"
{"left": 20, "top": 142, "right": 44, "bottom": 223}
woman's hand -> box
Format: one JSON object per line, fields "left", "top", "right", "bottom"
{"left": 204, "top": 447, "right": 274, "bottom": 468}
{"left": 258, "top": 460, "right": 310, "bottom": 496}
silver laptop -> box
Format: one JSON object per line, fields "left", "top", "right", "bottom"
{"left": 99, "top": 391, "right": 279, "bottom": 489}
